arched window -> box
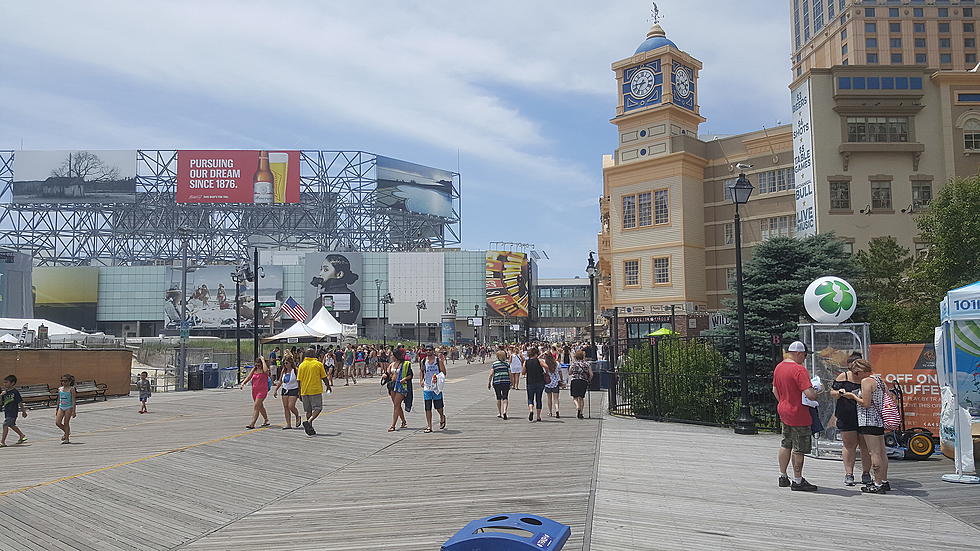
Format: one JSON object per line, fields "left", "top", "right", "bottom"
{"left": 964, "top": 118, "right": 980, "bottom": 151}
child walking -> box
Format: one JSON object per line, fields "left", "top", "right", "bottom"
{"left": 56, "top": 374, "right": 77, "bottom": 444}
{"left": 136, "top": 371, "right": 151, "bottom": 414}
{"left": 1, "top": 375, "right": 28, "bottom": 447}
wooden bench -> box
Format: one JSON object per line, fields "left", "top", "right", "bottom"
{"left": 17, "top": 384, "right": 55, "bottom": 408}
{"left": 74, "top": 380, "right": 108, "bottom": 402}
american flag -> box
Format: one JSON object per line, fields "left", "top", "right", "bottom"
{"left": 280, "top": 296, "right": 309, "bottom": 321}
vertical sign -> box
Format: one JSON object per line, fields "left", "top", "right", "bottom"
{"left": 792, "top": 80, "right": 817, "bottom": 237}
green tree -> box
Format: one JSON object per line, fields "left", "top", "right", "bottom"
{"left": 913, "top": 175, "right": 980, "bottom": 299}
{"left": 854, "top": 236, "right": 910, "bottom": 303}
{"left": 707, "top": 233, "right": 862, "bottom": 377}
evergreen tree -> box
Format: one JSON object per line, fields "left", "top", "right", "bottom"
{"left": 707, "top": 233, "right": 862, "bottom": 377}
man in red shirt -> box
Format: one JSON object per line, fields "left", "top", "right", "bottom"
{"left": 772, "top": 341, "right": 818, "bottom": 491}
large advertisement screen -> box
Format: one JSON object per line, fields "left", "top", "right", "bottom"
{"left": 486, "top": 251, "right": 529, "bottom": 317}
{"left": 870, "top": 343, "right": 941, "bottom": 432}
{"left": 303, "top": 252, "right": 363, "bottom": 325}
{"left": 176, "top": 150, "right": 301, "bottom": 204}
{"left": 376, "top": 156, "right": 454, "bottom": 218}
{"left": 164, "top": 265, "right": 283, "bottom": 330}
{"left": 32, "top": 266, "right": 99, "bottom": 330}
{"left": 12, "top": 150, "right": 136, "bottom": 204}
{"left": 791, "top": 80, "right": 817, "bottom": 236}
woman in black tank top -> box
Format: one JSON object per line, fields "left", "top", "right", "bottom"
{"left": 523, "top": 347, "right": 546, "bottom": 422}
{"left": 831, "top": 359, "right": 871, "bottom": 486}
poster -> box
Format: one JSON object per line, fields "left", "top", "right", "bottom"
{"left": 176, "top": 150, "right": 300, "bottom": 203}
{"left": 791, "top": 80, "right": 817, "bottom": 236}
{"left": 870, "top": 344, "right": 941, "bottom": 432}
{"left": 32, "top": 266, "right": 99, "bottom": 330}
{"left": 164, "top": 266, "right": 283, "bottom": 330}
{"left": 12, "top": 150, "right": 136, "bottom": 204}
{"left": 486, "top": 250, "right": 529, "bottom": 317}
{"left": 375, "top": 156, "right": 454, "bottom": 218}
{"left": 303, "top": 252, "right": 363, "bottom": 325}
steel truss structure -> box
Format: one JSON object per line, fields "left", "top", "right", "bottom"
{"left": 0, "top": 150, "right": 461, "bottom": 266}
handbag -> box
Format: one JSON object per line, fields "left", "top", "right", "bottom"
{"left": 881, "top": 381, "right": 901, "bottom": 430}
{"left": 543, "top": 370, "right": 551, "bottom": 385}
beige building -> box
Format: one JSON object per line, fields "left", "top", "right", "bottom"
{"left": 793, "top": 0, "right": 980, "bottom": 78}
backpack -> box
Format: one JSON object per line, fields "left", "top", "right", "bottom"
{"left": 881, "top": 381, "right": 901, "bottom": 431}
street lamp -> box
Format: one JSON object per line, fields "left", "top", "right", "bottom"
{"left": 230, "top": 259, "right": 252, "bottom": 384}
{"left": 175, "top": 226, "right": 192, "bottom": 392}
{"left": 586, "top": 251, "right": 597, "bottom": 358}
{"left": 375, "top": 279, "right": 382, "bottom": 341}
{"left": 381, "top": 292, "right": 394, "bottom": 346}
{"left": 474, "top": 304, "right": 480, "bottom": 347}
{"left": 416, "top": 299, "right": 427, "bottom": 347}
{"left": 728, "top": 172, "right": 758, "bottom": 435}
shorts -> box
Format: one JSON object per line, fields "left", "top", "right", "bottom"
{"left": 493, "top": 383, "right": 511, "bottom": 400}
{"left": 780, "top": 425, "right": 812, "bottom": 454}
{"left": 858, "top": 425, "right": 885, "bottom": 436}
{"left": 139, "top": 392, "right": 150, "bottom": 403}
{"left": 3, "top": 416, "right": 16, "bottom": 428}
{"left": 424, "top": 396, "right": 445, "bottom": 411}
{"left": 282, "top": 388, "right": 299, "bottom": 397}
{"left": 301, "top": 394, "right": 323, "bottom": 413}
{"left": 570, "top": 379, "right": 589, "bottom": 398}
{"left": 544, "top": 386, "right": 561, "bottom": 394}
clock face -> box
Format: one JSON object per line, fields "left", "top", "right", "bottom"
{"left": 630, "top": 68, "right": 657, "bottom": 99}
{"left": 674, "top": 67, "right": 691, "bottom": 98}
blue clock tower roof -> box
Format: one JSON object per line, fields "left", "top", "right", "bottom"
{"left": 634, "top": 24, "right": 676, "bottom": 54}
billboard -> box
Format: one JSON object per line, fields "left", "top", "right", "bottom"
{"left": 375, "top": 156, "right": 454, "bottom": 218}
{"left": 870, "top": 343, "right": 941, "bottom": 432}
{"left": 303, "top": 252, "right": 363, "bottom": 325}
{"left": 32, "top": 266, "right": 99, "bottom": 330}
{"left": 486, "top": 251, "right": 529, "bottom": 317}
{"left": 164, "top": 265, "right": 283, "bottom": 330}
{"left": 12, "top": 150, "right": 136, "bottom": 204}
{"left": 791, "top": 80, "right": 817, "bottom": 236}
{"left": 176, "top": 150, "right": 301, "bottom": 204}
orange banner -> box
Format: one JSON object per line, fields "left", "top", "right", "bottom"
{"left": 869, "top": 343, "right": 940, "bottom": 432}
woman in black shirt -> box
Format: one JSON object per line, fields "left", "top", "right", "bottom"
{"left": 522, "top": 346, "right": 546, "bottom": 422}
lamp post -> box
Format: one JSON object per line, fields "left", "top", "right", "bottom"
{"left": 176, "top": 227, "right": 192, "bottom": 392}
{"left": 375, "top": 279, "right": 382, "bottom": 341}
{"left": 230, "top": 260, "right": 250, "bottom": 384}
{"left": 474, "top": 304, "right": 480, "bottom": 348}
{"left": 728, "top": 172, "right": 758, "bottom": 435}
{"left": 416, "top": 299, "right": 427, "bottom": 347}
{"left": 586, "top": 252, "right": 597, "bottom": 355}
{"left": 381, "top": 292, "right": 393, "bottom": 346}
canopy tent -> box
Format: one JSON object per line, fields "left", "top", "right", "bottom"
{"left": 936, "top": 280, "right": 980, "bottom": 484}
{"left": 646, "top": 328, "right": 676, "bottom": 337}
{"left": 306, "top": 307, "right": 358, "bottom": 338}
{"left": 0, "top": 333, "right": 19, "bottom": 343}
{"left": 0, "top": 317, "right": 84, "bottom": 336}
{"left": 262, "top": 321, "right": 326, "bottom": 343}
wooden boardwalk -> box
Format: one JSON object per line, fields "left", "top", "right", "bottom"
{"left": 1, "top": 360, "right": 978, "bottom": 550}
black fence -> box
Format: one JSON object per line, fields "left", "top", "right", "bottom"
{"left": 608, "top": 336, "right": 781, "bottom": 432}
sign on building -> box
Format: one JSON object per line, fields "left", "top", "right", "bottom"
{"left": 791, "top": 79, "right": 817, "bottom": 237}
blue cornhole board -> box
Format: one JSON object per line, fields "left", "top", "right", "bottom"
{"left": 442, "top": 513, "right": 570, "bottom": 551}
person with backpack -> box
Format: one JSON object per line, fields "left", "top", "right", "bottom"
{"left": 840, "top": 359, "right": 891, "bottom": 494}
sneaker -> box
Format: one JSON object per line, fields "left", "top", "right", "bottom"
{"left": 880, "top": 481, "right": 891, "bottom": 492}
{"left": 844, "top": 474, "right": 855, "bottom": 486}
{"left": 503, "top": 413, "right": 507, "bottom": 420}
{"left": 528, "top": 412, "right": 534, "bottom": 422}
{"left": 17, "top": 437, "right": 26, "bottom": 444}
{"left": 556, "top": 411, "right": 560, "bottom": 419}
{"left": 578, "top": 411, "right": 584, "bottom": 419}
{"left": 778, "top": 475, "right": 791, "bottom": 488}
{"left": 861, "top": 483, "right": 887, "bottom": 494}
{"left": 861, "top": 472, "right": 873, "bottom": 485}
{"left": 302, "top": 420, "right": 314, "bottom": 436}
{"left": 791, "top": 478, "right": 818, "bottom": 492}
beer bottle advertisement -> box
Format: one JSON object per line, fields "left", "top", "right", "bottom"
{"left": 176, "top": 150, "right": 300, "bottom": 203}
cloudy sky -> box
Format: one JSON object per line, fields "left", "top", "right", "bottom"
{"left": 0, "top": 0, "right": 791, "bottom": 277}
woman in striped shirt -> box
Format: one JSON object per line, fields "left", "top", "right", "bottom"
{"left": 488, "top": 350, "right": 512, "bottom": 420}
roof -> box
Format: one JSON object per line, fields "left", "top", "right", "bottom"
{"left": 634, "top": 24, "right": 677, "bottom": 54}
{"left": 0, "top": 318, "right": 83, "bottom": 335}
{"left": 538, "top": 278, "right": 589, "bottom": 286}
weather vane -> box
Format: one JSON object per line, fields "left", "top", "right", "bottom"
{"left": 649, "top": 1, "right": 663, "bottom": 25}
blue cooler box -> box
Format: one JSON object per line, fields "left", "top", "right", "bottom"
{"left": 442, "top": 513, "right": 570, "bottom": 551}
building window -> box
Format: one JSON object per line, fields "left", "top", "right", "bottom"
{"left": 871, "top": 181, "right": 893, "bottom": 210}
{"left": 913, "top": 8, "right": 923, "bottom": 18}
{"left": 965, "top": 8, "right": 974, "bottom": 18}
{"left": 939, "top": 22, "right": 950, "bottom": 34}
{"left": 889, "top": 8, "right": 899, "bottom": 17}
{"left": 941, "top": 53, "right": 953, "bottom": 64}
{"left": 864, "top": 7, "right": 875, "bottom": 17}
{"left": 725, "top": 267, "right": 736, "bottom": 290}
{"left": 889, "top": 22, "right": 900, "bottom": 33}
{"left": 964, "top": 118, "right": 980, "bottom": 150}
{"left": 890, "top": 38, "right": 901, "bottom": 48}
{"left": 842, "top": 44, "right": 848, "bottom": 55}
{"left": 653, "top": 257, "right": 670, "bottom": 285}
{"left": 724, "top": 223, "right": 735, "bottom": 245}
{"left": 760, "top": 215, "right": 796, "bottom": 241}
{"left": 914, "top": 22, "right": 925, "bottom": 33}
{"left": 846, "top": 116, "right": 909, "bottom": 143}
{"left": 916, "top": 53, "right": 927, "bottom": 63}
{"left": 938, "top": 8, "right": 949, "bottom": 18}
{"left": 914, "top": 242, "right": 930, "bottom": 257}
{"left": 866, "top": 37, "right": 878, "bottom": 48}
{"left": 756, "top": 167, "right": 794, "bottom": 194}
{"left": 842, "top": 59, "right": 848, "bottom": 65}
{"left": 891, "top": 53, "right": 903, "bottom": 63}
{"left": 940, "top": 38, "right": 951, "bottom": 49}
{"left": 828, "top": 0, "right": 835, "bottom": 19}
{"left": 867, "top": 53, "right": 879, "bottom": 64}
{"left": 624, "top": 260, "right": 639, "bottom": 287}
{"left": 966, "top": 38, "right": 976, "bottom": 49}
{"left": 968, "top": 53, "right": 978, "bottom": 65}
{"left": 622, "top": 195, "right": 636, "bottom": 229}
{"left": 912, "top": 182, "right": 932, "bottom": 209}
{"left": 842, "top": 242, "right": 854, "bottom": 255}
{"left": 654, "top": 189, "right": 669, "bottom": 225}
{"left": 915, "top": 38, "right": 926, "bottom": 48}
{"left": 638, "top": 192, "right": 652, "bottom": 227}
{"left": 865, "top": 22, "right": 876, "bottom": 33}
{"left": 966, "top": 23, "right": 975, "bottom": 33}
{"left": 830, "top": 181, "right": 851, "bottom": 210}
{"left": 841, "top": 28, "right": 847, "bottom": 40}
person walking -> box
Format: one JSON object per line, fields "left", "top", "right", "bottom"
{"left": 241, "top": 357, "right": 271, "bottom": 429}
{"left": 772, "top": 342, "right": 818, "bottom": 491}
{"left": 840, "top": 359, "right": 891, "bottom": 494}
{"left": 831, "top": 358, "right": 872, "bottom": 486}
{"left": 1, "top": 375, "right": 28, "bottom": 447}
{"left": 488, "top": 350, "right": 512, "bottom": 419}
{"left": 568, "top": 350, "right": 592, "bottom": 419}
{"left": 522, "top": 347, "right": 546, "bottom": 422}
{"left": 385, "top": 347, "right": 413, "bottom": 432}
{"left": 297, "top": 348, "right": 331, "bottom": 436}
{"left": 420, "top": 346, "right": 447, "bottom": 433}
{"left": 543, "top": 349, "right": 564, "bottom": 418}
{"left": 272, "top": 358, "right": 303, "bottom": 430}
{"left": 136, "top": 371, "right": 151, "bottom": 414}
{"left": 344, "top": 345, "right": 357, "bottom": 385}
{"left": 55, "top": 374, "right": 77, "bottom": 444}
{"left": 509, "top": 346, "right": 523, "bottom": 390}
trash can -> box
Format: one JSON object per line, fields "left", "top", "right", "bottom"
{"left": 201, "top": 362, "right": 220, "bottom": 389}
{"left": 219, "top": 367, "right": 239, "bottom": 388}
{"left": 594, "top": 360, "right": 611, "bottom": 390}
{"left": 442, "top": 514, "right": 570, "bottom": 551}
{"left": 187, "top": 364, "right": 204, "bottom": 391}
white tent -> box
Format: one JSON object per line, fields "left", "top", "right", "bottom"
{"left": 0, "top": 317, "right": 83, "bottom": 336}
{"left": 306, "top": 307, "right": 348, "bottom": 338}
{"left": 263, "top": 321, "right": 326, "bottom": 343}
{"left": 936, "top": 280, "right": 980, "bottom": 484}
{"left": 0, "top": 334, "right": 19, "bottom": 343}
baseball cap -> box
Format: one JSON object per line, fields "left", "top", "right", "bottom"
{"left": 788, "top": 341, "right": 811, "bottom": 354}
